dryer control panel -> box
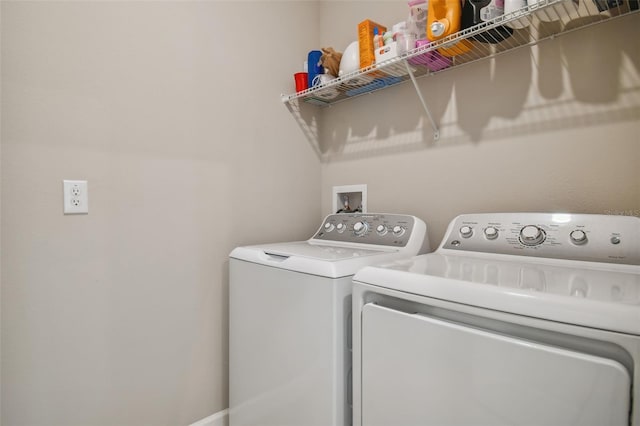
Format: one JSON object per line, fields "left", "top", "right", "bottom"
{"left": 441, "top": 213, "right": 640, "bottom": 265}
{"left": 312, "top": 213, "right": 421, "bottom": 248}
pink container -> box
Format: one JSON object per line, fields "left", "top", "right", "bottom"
{"left": 407, "top": 39, "right": 452, "bottom": 72}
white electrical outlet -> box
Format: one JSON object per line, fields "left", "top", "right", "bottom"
{"left": 63, "top": 180, "right": 89, "bottom": 214}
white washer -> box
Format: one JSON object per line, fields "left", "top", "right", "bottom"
{"left": 352, "top": 213, "right": 640, "bottom": 426}
{"left": 229, "top": 213, "right": 429, "bottom": 426}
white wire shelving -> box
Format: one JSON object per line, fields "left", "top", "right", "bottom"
{"left": 281, "top": 0, "right": 638, "bottom": 141}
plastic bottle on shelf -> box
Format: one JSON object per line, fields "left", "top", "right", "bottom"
{"left": 396, "top": 31, "right": 416, "bottom": 55}
{"left": 373, "top": 27, "right": 384, "bottom": 49}
{"left": 407, "top": 0, "right": 428, "bottom": 41}
{"left": 383, "top": 30, "right": 394, "bottom": 45}
{"left": 462, "top": 0, "right": 513, "bottom": 43}
{"left": 427, "top": 0, "right": 473, "bottom": 56}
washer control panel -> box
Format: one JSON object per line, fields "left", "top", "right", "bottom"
{"left": 312, "top": 213, "right": 417, "bottom": 247}
{"left": 442, "top": 213, "right": 640, "bottom": 265}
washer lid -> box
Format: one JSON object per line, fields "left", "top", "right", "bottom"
{"left": 353, "top": 253, "right": 640, "bottom": 335}
{"left": 258, "top": 241, "right": 390, "bottom": 261}
{"left": 230, "top": 241, "right": 400, "bottom": 278}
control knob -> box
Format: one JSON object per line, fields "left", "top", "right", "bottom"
{"left": 569, "top": 230, "right": 587, "bottom": 245}
{"left": 336, "top": 223, "right": 346, "bottom": 233}
{"left": 376, "top": 224, "right": 388, "bottom": 236}
{"left": 353, "top": 221, "right": 369, "bottom": 237}
{"left": 484, "top": 227, "right": 499, "bottom": 240}
{"left": 324, "top": 223, "right": 335, "bottom": 232}
{"left": 392, "top": 225, "right": 405, "bottom": 237}
{"left": 520, "top": 225, "right": 545, "bottom": 246}
{"left": 460, "top": 226, "right": 473, "bottom": 238}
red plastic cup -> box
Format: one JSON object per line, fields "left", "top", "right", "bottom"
{"left": 294, "top": 72, "right": 308, "bottom": 93}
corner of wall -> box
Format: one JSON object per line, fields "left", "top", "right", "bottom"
{"left": 189, "top": 409, "right": 228, "bottom": 426}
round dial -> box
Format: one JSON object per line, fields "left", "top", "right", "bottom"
{"left": 460, "top": 226, "right": 473, "bottom": 238}
{"left": 520, "top": 225, "right": 545, "bottom": 246}
{"left": 484, "top": 226, "right": 499, "bottom": 240}
{"left": 376, "top": 224, "right": 387, "bottom": 236}
{"left": 336, "top": 223, "right": 345, "bottom": 233}
{"left": 324, "top": 223, "right": 335, "bottom": 232}
{"left": 353, "top": 221, "right": 369, "bottom": 236}
{"left": 569, "top": 230, "right": 587, "bottom": 245}
{"left": 392, "top": 225, "right": 405, "bottom": 237}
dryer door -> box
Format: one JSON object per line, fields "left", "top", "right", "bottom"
{"left": 361, "top": 303, "right": 631, "bottom": 426}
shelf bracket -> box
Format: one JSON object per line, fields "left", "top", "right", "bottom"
{"left": 404, "top": 59, "right": 440, "bottom": 141}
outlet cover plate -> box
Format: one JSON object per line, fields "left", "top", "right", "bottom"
{"left": 63, "top": 180, "right": 88, "bottom": 214}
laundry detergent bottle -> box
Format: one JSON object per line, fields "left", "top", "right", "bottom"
{"left": 461, "top": 0, "right": 514, "bottom": 43}
{"left": 427, "top": 0, "right": 473, "bottom": 57}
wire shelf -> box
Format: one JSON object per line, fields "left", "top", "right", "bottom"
{"left": 281, "top": 0, "right": 639, "bottom": 107}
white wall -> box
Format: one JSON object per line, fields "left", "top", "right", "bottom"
{"left": 0, "top": 2, "right": 320, "bottom": 425}
{"left": 318, "top": 2, "right": 640, "bottom": 245}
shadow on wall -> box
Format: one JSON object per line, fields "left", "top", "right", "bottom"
{"left": 561, "top": 15, "right": 640, "bottom": 103}
{"left": 455, "top": 29, "right": 533, "bottom": 142}
{"left": 288, "top": 16, "right": 639, "bottom": 163}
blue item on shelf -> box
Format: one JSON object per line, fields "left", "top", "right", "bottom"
{"left": 308, "top": 50, "right": 324, "bottom": 88}
{"left": 345, "top": 76, "right": 403, "bottom": 97}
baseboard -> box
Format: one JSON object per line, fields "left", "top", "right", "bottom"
{"left": 189, "top": 408, "right": 228, "bottom": 426}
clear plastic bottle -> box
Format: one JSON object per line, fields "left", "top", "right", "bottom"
{"left": 408, "top": 0, "right": 428, "bottom": 40}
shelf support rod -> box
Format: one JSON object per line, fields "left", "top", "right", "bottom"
{"left": 404, "top": 60, "right": 440, "bottom": 141}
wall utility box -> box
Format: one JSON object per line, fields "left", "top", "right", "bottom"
{"left": 332, "top": 184, "right": 367, "bottom": 214}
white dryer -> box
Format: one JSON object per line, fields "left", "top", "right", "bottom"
{"left": 229, "top": 213, "right": 429, "bottom": 426}
{"left": 352, "top": 213, "right": 640, "bottom": 426}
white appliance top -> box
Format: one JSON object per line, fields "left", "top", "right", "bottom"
{"left": 230, "top": 213, "right": 429, "bottom": 278}
{"left": 354, "top": 213, "right": 640, "bottom": 335}
{"left": 256, "top": 241, "right": 391, "bottom": 262}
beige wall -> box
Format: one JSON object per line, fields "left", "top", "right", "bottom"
{"left": 1, "top": 2, "right": 320, "bottom": 425}
{"left": 2, "top": 1, "right": 639, "bottom": 425}
{"left": 0, "top": 1, "right": 2, "bottom": 422}
{"left": 318, "top": 2, "right": 640, "bottom": 246}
